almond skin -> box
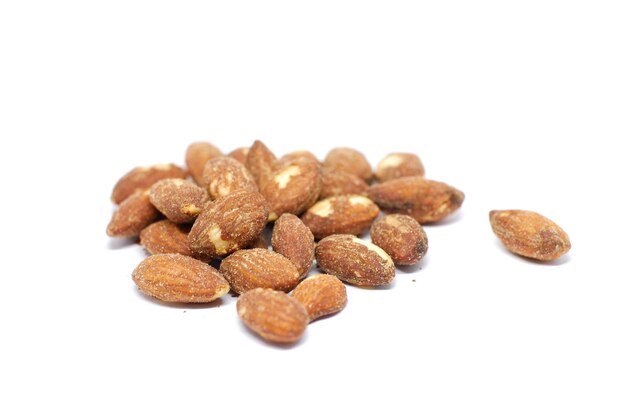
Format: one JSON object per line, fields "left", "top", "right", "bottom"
{"left": 319, "top": 169, "right": 369, "bottom": 199}
{"left": 490, "top": 210, "right": 571, "bottom": 261}
{"left": 301, "top": 194, "right": 380, "bottom": 240}
{"left": 370, "top": 214, "right": 428, "bottom": 265}
{"left": 202, "top": 156, "right": 258, "bottom": 200}
{"left": 291, "top": 274, "right": 347, "bottom": 321}
{"left": 281, "top": 150, "right": 320, "bottom": 165}
{"left": 149, "top": 179, "right": 209, "bottom": 224}
{"left": 227, "top": 147, "right": 250, "bottom": 164}
{"left": 111, "top": 163, "right": 187, "bottom": 204}
{"left": 220, "top": 248, "right": 300, "bottom": 294}
{"left": 237, "top": 288, "right": 308, "bottom": 344}
{"left": 368, "top": 176, "right": 464, "bottom": 224}
{"left": 107, "top": 190, "right": 161, "bottom": 237}
{"left": 188, "top": 190, "right": 269, "bottom": 259}
{"left": 140, "top": 220, "right": 193, "bottom": 256}
{"left": 375, "top": 152, "right": 425, "bottom": 182}
{"left": 245, "top": 140, "right": 278, "bottom": 188}
{"left": 185, "top": 142, "right": 223, "bottom": 186}
{"left": 132, "top": 254, "right": 230, "bottom": 303}
{"left": 315, "top": 234, "right": 395, "bottom": 287}
{"left": 271, "top": 214, "right": 315, "bottom": 279}
{"left": 323, "top": 147, "right": 373, "bottom": 183}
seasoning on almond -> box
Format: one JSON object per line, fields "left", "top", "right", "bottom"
{"left": 291, "top": 274, "right": 347, "bottom": 321}
{"left": 271, "top": 213, "right": 315, "bottom": 279}
{"left": 370, "top": 214, "right": 428, "bottom": 266}
{"left": 149, "top": 179, "right": 209, "bottom": 224}
{"left": 111, "top": 163, "right": 187, "bottom": 204}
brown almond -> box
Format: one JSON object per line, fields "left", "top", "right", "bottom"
{"left": 315, "top": 234, "right": 395, "bottom": 287}
{"left": 301, "top": 195, "right": 380, "bottom": 240}
{"left": 107, "top": 190, "right": 161, "bottom": 237}
{"left": 271, "top": 214, "right": 315, "bottom": 279}
{"left": 185, "top": 142, "right": 222, "bottom": 186}
{"left": 319, "top": 168, "right": 369, "bottom": 199}
{"left": 140, "top": 220, "right": 193, "bottom": 256}
{"left": 370, "top": 214, "right": 428, "bottom": 265}
{"left": 291, "top": 274, "right": 347, "bottom": 321}
{"left": 281, "top": 150, "right": 320, "bottom": 165}
{"left": 245, "top": 140, "right": 278, "bottom": 188}
{"left": 220, "top": 248, "right": 300, "bottom": 294}
{"left": 490, "top": 210, "right": 571, "bottom": 261}
{"left": 132, "top": 254, "right": 229, "bottom": 303}
{"left": 375, "top": 152, "right": 425, "bottom": 182}
{"left": 227, "top": 147, "right": 250, "bottom": 164}
{"left": 111, "top": 163, "right": 187, "bottom": 204}
{"left": 149, "top": 179, "right": 209, "bottom": 224}
{"left": 323, "top": 147, "right": 373, "bottom": 183}
{"left": 237, "top": 288, "right": 308, "bottom": 343}
{"left": 202, "top": 156, "right": 258, "bottom": 200}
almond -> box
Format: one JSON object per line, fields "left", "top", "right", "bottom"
{"left": 202, "top": 156, "right": 258, "bottom": 200}
{"left": 132, "top": 254, "right": 230, "bottom": 303}
{"left": 140, "top": 220, "right": 193, "bottom": 256}
{"left": 188, "top": 190, "right": 269, "bottom": 258}
{"left": 490, "top": 210, "right": 571, "bottom": 261}
{"left": 271, "top": 214, "right": 315, "bottom": 279}
{"left": 245, "top": 140, "right": 278, "bottom": 188}
{"left": 375, "top": 152, "right": 425, "bottom": 182}
{"left": 301, "top": 194, "right": 380, "bottom": 240}
{"left": 220, "top": 248, "right": 300, "bottom": 294}
{"left": 227, "top": 147, "right": 250, "bottom": 164}
{"left": 323, "top": 147, "right": 373, "bottom": 183}
{"left": 291, "top": 274, "right": 347, "bottom": 321}
{"left": 107, "top": 189, "right": 161, "bottom": 237}
{"left": 149, "top": 179, "right": 209, "bottom": 223}
{"left": 281, "top": 150, "right": 320, "bottom": 165}
{"left": 237, "top": 288, "right": 308, "bottom": 343}
{"left": 185, "top": 142, "right": 222, "bottom": 186}
{"left": 319, "top": 168, "right": 369, "bottom": 199}
{"left": 370, "top": 214, "right": 428, "bottom": 265}
{"left": 111, "top": 163, "right": 186, "bottom": 204}
{"left": 315, "top": 234, "right": 395, "bottom": 287}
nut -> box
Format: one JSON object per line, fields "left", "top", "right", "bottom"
{"left": 271, "top": 214, "right": 315, "bottom": 278}
{"left": 185, "top": 142, "right": 223, "bottom": 186}
{"left": 107, "top": 189, "right": 161, "bottom": 237}
{"left": 370, "top": 214, "right": 428, "bottom": 265}
{"left": 281, "top": 150, "right": 320, "bottom": 165}
{"left": 375, "top": 152, "right": 425, "bottom": 182}
{"left": 319, "top": 168, "right": 369, "bottom": 199}
{"left": 291, "top": 274, "right": 347, "bottom": 321}
{"left": 149, "top": 179, "right": 209, "bottom": 223}
{"left": 111, "top": 163, "right": 187, "bottom": 204}
{"left": 140, "top": 220, "right": 193, "bottom": 256}
{"left": 323, "top": 147, "right": 373, "bottom": 183}
{"left": 245, "top": 140, "right": 278, "bottom": 188}
{"left": 227, "top": 147, "right": 250, "bottom": 164}
{"left": 202, "top": 156, "right": 258, "bottom": 200}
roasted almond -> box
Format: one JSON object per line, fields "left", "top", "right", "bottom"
{"left": 370, "top": 214, "right": 428, "bottom": 265}
{"left": 375, "top": 152, "right": 425, "bottom": 182}
{"left": 185, "top": 142, "right": 223, "bottom": 186}
{"left": 107, "top": 189, "right": 161, "bottom": 237}
{"left": 111, "top": 163, "right": 187, "bottom": 204}
{"left": 202, "top": 156, "right": 258, "bottom": 200}
{"left": 291, "top": 274, "right": 347, "bottom": 321}
{"left": 271, "top": 214, "right": 315, "bottom": 279}
{"left": 281, "top": 150, "right": 320, "bottom": 165}
{"left": 227, "top": 147, "right": 250, "bottom": 164}
{"left": 319, "top": 168, "right": 369, "bottom": 199}
{"left": 140, "top": 220, "right": 193, "bottom": 256}
{"left": 245, "top": 140, "right": 278, "bottom": 188}
{"left": 323, "top": 147, "right": 373, "bottom": 183}
{"left": 132, "top": 254, "right": 230, "bottom": 303}
{"left": 149, "top": 179, "right": 209, "bottom": 224}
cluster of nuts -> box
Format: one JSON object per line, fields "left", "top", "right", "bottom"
{"left": 107, "top": 140, "right": 570, "bottom": 344}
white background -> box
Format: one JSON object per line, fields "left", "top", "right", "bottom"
{"left": 1, "top": 1, "right": 625, "bottom": 416}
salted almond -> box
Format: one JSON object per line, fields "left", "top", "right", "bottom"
{"left": 107, "top": 190, "right": 160, "bottom": 237}
{"left": 228, "top": 147, "right": 250, "bottom": 164}
{"left": 202, "top": 156, "right": 258, "bottom": 200}
{"left": 140, "top": 220, "right": 193, "bottom": 256}
{"left": 237, "top": 288, "right": 308, "bottom": 343}
{"left": 149, "top": 179, "right": 209, "bottom": 223}
{"left": 185, "top": 142, "right": 222, "bottom": 186}
{"left": 315, "top": 234, "right": 395, "bottom": 287}
{"left": 188, "top": 190, "right": 269, "bottom": 258}
{"left": 319, "top": 168, "right": 369, "bottom": 199}
{"left": 132, "top": 254, "right": 229, "bottom": 303}
{"left": 375, "top": 152, "right": 425, "bottom": 182}
{"left": 291, "top": 274, "right": 347, "bottom": 321}
{"left": 111, "top": 163, "right": 186, "bottom": 204}
{"left": 490, "top": 210, "right": 571, "bottom": 261}
{"left": 370, "top": 214, "right": 428, "bottom": 265}
{"left": 271, "top": 214, "right": 315, "bottom": 278}
{"left": 323, "top": 147, "right": 373, "bottom": 183}
{"left": 220, "top": 248, "right": 300, "bottom": 294}
{"left": 245, "top": 140, "right": 278, "bottom": 188}
{"left": 301, "top": 194, "right": 380, "bottom": 240}
{"left": 368, "top": 176, "right": 464, "bottom": 224}
{"left": 281, "top": 150, "right": 320, "bottom": 165}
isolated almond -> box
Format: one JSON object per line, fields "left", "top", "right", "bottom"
{"left": 149, "top": 179, "right": 209, "bottom": 223}
{"left": 315, "top": 234, "right": 395, "bottom": 287}
{"left": 220, "top": 248, "right": 300, "bottom": 294}
{"left": 237, "top": 288, "right": 308, "bottom": 343}
{"left": 107, "top": 190, "right": 161, "bottom": 237}
{"left": 227, "top": 147, "right": 250, "bottom": 164}
{"left": 111, "top": 163, "right": 187, "bottom": 204}
{"left": 291, "top": 274, "right": 347, "bottom": 321}
{"left": 368, "top": 176, "right": 464, "bottom": 224}
{"left": 490, "top": 210, "right": 571, "bottom": 261}
{"left": 271, "top": 214, "right": 315, "bottom": 279}
{"left": 140, "top": 220, "right": 193, "bottom": 256}
{"left": 375, "top": 152, "right": 425, "bottom": 182}
{"left": 188, "top": 190, "right": 269, "bottom": 258}
{"left": 132, "top": 254, "right": 230, "bottom": 303}
{"left": 323, "top": 147, "right": 373, "bottom": 183}
{"left": 319, "top": 169, "right": 369, "bottom": 199}
{"left": 370, "top": 214, "right": 428, "bottom": 265}
{"left": 202, "top": 156, "right": 258, "bottom": 200}
{"left": 246, "top": 140, "right": 278, "bottom": 188}
{"left": 185, "top": 142, "right": 222, "bottom": 186}
{"left": 301, "top": 194, "right": 380, "bottom": 240}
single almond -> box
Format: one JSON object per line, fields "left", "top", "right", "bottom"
{"left": 227, "top": 147, "right": 250, "bottom": 164}
{"left": 370, "top": 214, "right": 428, "bottom": 265}
{"left": 281, "top": 150, "right": 320, "bottom": 165}
{"left": 271, "top": 214, "right": 315, "bottom": 279}
{"left": 111, "top": 163, "right": 186, "bottom": 204}
{"left": 375, "top": 152, "right": 425, "bottom": 182}
{"left": 245, "top": 140, "right": 278, "bottom": 188}
{"left": 319, "top": 168, "right": 369, "bottom": 199}
{"left": 323, "top": 147, "right": 373, "bottom": 183}
{"left": 149, "top": 179, "right": 209, "bottom": 224}
{"left": 202, "top": 156, "right": 258, "bottom": 200}
{"left": 185, "top": 142, "right": 223, "bottom": 186}
{"left": 140, "top": 220, "right": 193, "bottom": 256}
{"left": 291, "top": 274, "right": 347, "bottom": 321}
{"left": 107, "top": 189, "right": 161, "bottom": 237}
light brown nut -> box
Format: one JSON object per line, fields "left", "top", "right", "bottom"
{"left": 301, "top": 195, "right": 380, "bottom": 240}
{"left": 271, "top": 214, "right": 315, "bottom": 279}
{"left": 111, "top": 163, "right": 187, "bottom": 204}
{"left": 237, "top": 288, "right": 308, "bottom": 344}
{"left": 107, "top": 190, "right": 161, "bottom": 237}
{"left": 315, "top": 234, "right": 395, "bottom": 287}
{"left": 319, "top": 168, "right": 369, "bottom": 199}
{"left": 188, "top": 190, "right": 269, "bottom": 258}
{"left": 375, "top": 152, "right": 425, "bottom": 182}
{"left": 140, "top": 220, "right": 193, "bottom": 256}
{"left": 202, "top": 156, "right": 258, "bottom": 200}
{"left": 220, "top": 249, "right": 300, "bottom": 294}
{"left": 227, "top": 147, "right": 250, "bottom": 164}
{"left": 323, "top": 147, "right": 373, "bottom": 183}
{"left": 260, "top": 159, "right": 322, "bottom": 221}
{"left": 185, "top": 142, "right": 223, "bottom": 186}
{"left": 132, "top": 254, "right": 230, "bottom": 303}
{"left": 291, "top": 274, "right": 347, "bottom": 321}
{"left": 149, "top": 179, "right": 209, "bottom": 224}
{"left": 281, "top": 150, "right": 320, "bottom": 165}
{"left": 368, "top": 176, "right": 464, "bottom": 224}
{"left": 370, "top": 214, "right": 428, "bottom": 265}
{"left": 245, "top": 140, "right": 278, "bottom": 188}
{"left": 490, "top": 210, "right": 571, "bottom": 261}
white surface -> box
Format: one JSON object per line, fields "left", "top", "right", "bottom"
{"left": 1, "top": 1, "right": 625, "bottom": 416}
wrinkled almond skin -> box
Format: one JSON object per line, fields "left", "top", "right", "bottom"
{"left": 370, "top": 214, "right": 428, "bottom": 265}
{"left": 291, "top": 274, "right": 347, "bottom": 321}
{"left": 228, "top": 147, "right": 250, "bottom": 164}
{"left": 246, "top": 140, "right": 278, "bottom": 188}
{"left": 237, "top": 288, "right": 308, "bottom": 344}
{"left": 319, "top": 169, "right": 369, "bottom": 199}
{"left": 490, "top": 210, "right": 571, "bottom": 261}
{"left": 188, "top": 190, "right": 269, "bottom": 258}
{"left": 140, "top": 220, "right": 193, "bottom": 256}
{"left": 111, "top": 164, "right": 187, "bottom": 204}
{"left": 271, "top": 214, "right": 315, "bottom": 279}
{"left": 185, "top": 142, "right": 223, "bottom": 186}
{"left": 220, "top": 249, "right": 300, "bottom": 294}
{"left": 301, "top": 195, "right": 380, "bottom": 240}
{"left": 149, "top": 179, "right": 209, "bottom": 223}
{"left": 107, "top": 190, "right": 161, "bottom": 237}
{"left": 323, "top": 147, "right": 373, "bottom": 183}
{"left": 368, "top": 176, "right": 464, "bottom": 224}
{"left": 315, "top": 234, "right": 395, "bottom": 287}
{"left": 375, "top": 152, "right": 425, "bottom": 182}
{"left": 132, "top": 254, "right": 230, "bottom": 303}
{"left": 202, "top": 156, "right": 258, "bottom": 200}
